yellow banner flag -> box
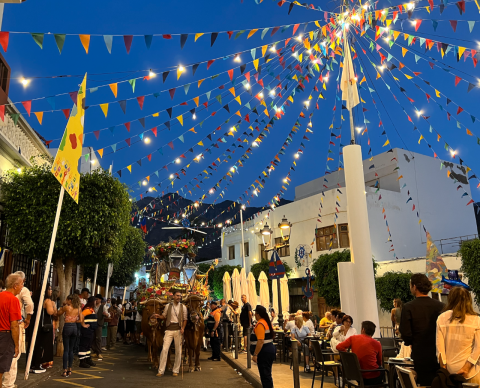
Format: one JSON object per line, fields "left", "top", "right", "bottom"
{"left": 262, "top": 45, "right": 268, "bottom": 57}
{"left": 109, "top": 83, "right": 118, "bottom": 98}
{"left": 383, "top": 139, "right": 390, "bottom": 147}
{"left": 234, "top": 96, "right": 241, "bottom": 105}
{"left": 435, "top": 89, "right": 440, "bottom": 97}
{"left": 229, "top": 87, "right": 236, "bottom": 97}
{"left": 198, "top": 79, "right": 204, "bottom": 88}
{"left": 177, "top": 115, "right": 183, "bottom": 126}
{"left": 100, "top": 103, "right": 108, "bottom": 118}
{"left": 79, "top": 35, "right": 90, "bottom": 54}
{"left": 402, "top": 47, "right": 408, "bottom": 57}
{"left": 51, "top": 74, "right": 87, "bottom": 204}
{"left": 418, "top": 135, "right": 424, "bottom": 144}
{"left": 253, "top": 59, "right": 259, "bottom": 71}
{"left": 195, "top": 33, "right": 204, "bottom": 42}
{"left": 198, "top": 141, "right": 204, "bottom": 146}
{"left": 193, "top": 96, "right": 199, "bottom": 107}
{"left": 127, "top": 165, "right": 132, "bottom": 173}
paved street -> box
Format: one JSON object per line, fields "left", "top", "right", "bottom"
{"left": 16, "top": 344, "right": 251, "bottom": 388}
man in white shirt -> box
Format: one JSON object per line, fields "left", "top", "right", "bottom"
{"left": 155, "top": 291, "right": 187, "bottom": 377}
{"left": 303, "top": 312, "right": 315, "bottom": 335}
{"left": 2, "top": 271, "right": 34, "bottom": 388}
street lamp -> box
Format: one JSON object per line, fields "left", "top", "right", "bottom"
{"left": 261, "top": 216, "right": 292, "bottom": 330}
{"left": 278, "top": 216, "right": 292, "bottom": 242}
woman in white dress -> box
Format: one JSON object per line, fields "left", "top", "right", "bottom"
{"left": 331, "top": 315, "right": 357, "bottom": 352}
{"left": 437, "top": 287, "right": 480, "bottom": 384}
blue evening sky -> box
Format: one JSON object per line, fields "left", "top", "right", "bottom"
{"left": 3, "top": 0, "right": 480, "bottom": 215}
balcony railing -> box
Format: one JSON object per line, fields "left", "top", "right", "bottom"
{"left": 421, "top": 234, "right": 479, "bottom": 254}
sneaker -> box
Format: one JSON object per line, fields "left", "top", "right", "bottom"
{"left": 30, "top": 369, "right": 46, "bottom": 374}
{"left": 305, "top": 365, "right": 311, "bottom": 373}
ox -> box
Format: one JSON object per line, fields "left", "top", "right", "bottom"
{"left": 140, "top": 298, "right": 170, "bottom": 370}
{"left": 183, "top": 294, "right": 205, "bottom": 372}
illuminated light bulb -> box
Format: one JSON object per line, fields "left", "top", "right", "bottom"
{"left": 345, "top": 23, "right": 350, "bottom": 29}
{"left": 252, "top": 141, "right": 258, "bottom": 147}
{"left": 410, "top": 20, "right": 416, "bottom": 25}
{"left": 305, "top": 100, "right": 310, "bottom": 105}
{"left": 356, "top": 127, "right": 362, "bottom": 133}
{"left": 201, "top": 222, "right": 205, "bottom": 226}
{"left": 269, "top": 90, "right": 275, "bottom": 96}
{"left": 129, "top": 198, "right": 133, "bottom": 202}
{"left": 234, "top": 55, "right": 241, "bottom": 62}
{"left": 379, "top": 65, "right": 385, "bottom": 71}
{"left": 192, "top": 113, "right": 196, "bottom": 119}
{"left": 17, "top": 168, "right": 22, "bottom": 173}
{"left": 450, "top": 149, "right": 457, "bottom": 157}
{"left": 296, "top": 35, "right": 303, "bottom": 41}
{"left": 308, "top": 121, "right": 312, "bottom": 127}
{"left": 253, "top": 190, "right": 257, "bottom": 195}
{"left": 209, "top": 189, "right": 214, "bottom": 194}
{"left": 175, "top": 158, "right": 181, "bottom": 164}
{"left": 277, "top": 108, "right": 282, "bottom": 113}
{"left": 174, "top": 219, "right": 179, "bottom": 224}
{"left": 148, "top": 187, "right": 153, "bottom": 192}
{"left": 271, "top": 204, "right": 275, "bottom": 209}
{"left": 416, "top": 110, "right": 423, "bottom": 116}
{"left": 321, "top": 41, "right": 327, "bottom": 46}
{"left": 307, "top": 49, "right": 312, "bottom": 54}
{"left": 20, "top": 78, "right": 30, "bottom": 87}
{"left": 230, "top": 126, "right": 235, "bottom": 131}
{"left": 182, "top": 214, "right": 186, "bottom": 218}
{"left": 230, "top": 167, "right": 235, "bottom": 172}
{"left": 258, "top": 92, "right": 264, "bottom": 98}
{"left": 294, "top": 153, "right": 300, "bottom": 159}
{"left": 169, "top": 174, "right": 174, "bottom": 179}
{"left": 270, "top": 45, "right": 276, "bottom": 52}
{"left": 194, "top": 203, "right": 199, "bottom": 207}
{"left": 178, "top": 65, "right": 185, "bottom": 72}
{"left": 363, "top": 3, "right": 369, "bottom": 8}
{"left": 217, "top": 223, "right": 222, "bottom": 228}
{"left": 142, "top": 180, "right": 147, "bottom": 185}
{"left": 245, "top": 83, "right": 250, "bottom": 89}
{"left": 148, "top": 70, "right": 156, "bottom": 78}
{"left": 384, "top": 36, "right": 390, "bottom": 42}
{"left": 283, "top": 178, "right": 287, "bottom": 183}
{"left": 324, "top": 76, "right": 329, "bottom": 82}
{"left": 144, "top": 137, "right": 151, "bottom": 144}
{"left": 344, "top": 11, "right": 348, "bottom": 15}
{"left": 354, "top": 76, "right": 358, "bottom": 81}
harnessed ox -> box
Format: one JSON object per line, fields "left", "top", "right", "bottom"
{"left": 140, "top": 298, "right": 171, "bottom": 370}
{"left": 183, "top": 294, "right": 205, "bottom": 372}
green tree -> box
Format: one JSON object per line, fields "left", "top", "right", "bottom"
{"left": 1, "top": 162, "right": 131, "bottom": 316}
{"left": 311, "top": 250, "right": 351, "bottom": 307}
{"left": 250, "top": 259, "right": 293, "bottom": 295}
{"left": 375, "top": 271, "right": 414, "bottom": 312}
{"left": 84, "top": 227, "right": 146, "bottom": 289}
{"left": 212, "top": 264, "right": 242, "bottom": 300}
{"left": 460, "top": 239, "right": 480, "bottom": 305}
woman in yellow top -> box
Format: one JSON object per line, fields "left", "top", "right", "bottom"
{"left": 250, "top": 305, "right": 276, "bottom": 388}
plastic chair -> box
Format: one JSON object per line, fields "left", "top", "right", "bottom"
{"left": 339, "top": 351, "right": 390, "bottom": 388}
{"left": 375, "top": 337, "right": 398, "bottom": 361}
{"left": 311, "top": 340, "right": 341, "bottom": 388}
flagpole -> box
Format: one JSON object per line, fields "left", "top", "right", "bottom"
{"left": 338, "top": 21, "right": 380, "bottom": 336}
{"left": 25, "top": 187, "right": 65, "bottom": 380}
{"left": 92, "top": 264, "right": 99, "bottom": 295}
{"left": 240, "top": 206, "right": 246, "bottom": 272}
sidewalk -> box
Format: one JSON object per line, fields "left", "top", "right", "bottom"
{"left": 221, "top": 350, "right": 338, "bottom": 388}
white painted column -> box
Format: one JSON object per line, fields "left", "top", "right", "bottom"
{"left": 342, "top": 144, "right": 379, "bottom": 335}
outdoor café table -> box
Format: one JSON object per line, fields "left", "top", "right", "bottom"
{"left": 385, "top": 358, "right": 414, "bottom": 388}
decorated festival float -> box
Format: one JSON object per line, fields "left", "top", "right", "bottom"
{"left": 134, "top": 237, "right": 216, "bottom": 372}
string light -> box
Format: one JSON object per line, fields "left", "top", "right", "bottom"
{"left": 269, "top": 90, "right": 275, "bottom": 96}
{"left": 258, "top": 92, "right": 264, "bottom": 98}
{"left": 356, "top": 127, "right": 363, "bottom": 133}
{"left": 245, "top": 83, "right": 250, "bottom": 89}
{"left": 142, "top": 180, "right": 147, "bottom": 186}
{"left": 192, "top": 113, "right": 197, "bottom": 119}
{"left": 252, "top": 141, "right": 258, "bottom": 147}
{"left": 175, "top": 158, "right": 181, "bottom": 164}
{"left": 209, "top": 189, "right": 214, "bottom": 194}
{"left": 178, "top": 65, "right": 185, "bottom": 72}
{"left": 20, "top": 78, "right": 30, "bottom": 87}
{"left": 296, "top": 35, "right": 303, "bottom": 41}
{"left": 148, "top": 69, "right": 156, "bottom": 78}
{"left": 17, "top": 168, "right": 22, "bottom": 173}
{"left": 270, "top": 45, "right": 276, "bottom": 52}
{"left": 144, "top": 137, "right": 151, "bottom": 144}
{"left": 294, "top": 153, "right": 300, "bottom": 159}
{"left": 234, "top": 55, "right": 241, "bottom": 62}
{"left": 169, "top": 174, "right": 174, "bottom": 179}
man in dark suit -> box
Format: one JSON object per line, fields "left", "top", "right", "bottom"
{"left": 91, "top": 294, "right": 108, "bottom": 361}
{"left": 400, "top": 273, "right": 444, "bottom": 386}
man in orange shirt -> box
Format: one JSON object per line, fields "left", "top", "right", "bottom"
{"left": 0, "top": 274, "right": 23, "bottom": 382}
{"left": 206, "top": 301, "right": 222, "bottom": 361}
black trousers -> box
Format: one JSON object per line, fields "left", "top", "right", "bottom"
{"left": 91, "top": 325, "right": 103, "bottom": 356}
{"left": 79, "top": 326, "right": 95, "bottom": 360}
{"left": 257, "top": 351, "right": 275, "bottom": 388}
{"left": 363, "top": 375, "right": 384, "bottom": 386}
{"left": 211, "top": 335, "right": 221, "bottom": 359}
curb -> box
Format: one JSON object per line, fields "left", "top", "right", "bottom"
{"left": 220, "top": 352, "right": 262, "bottom": 388}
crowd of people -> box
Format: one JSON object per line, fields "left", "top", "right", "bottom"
{"left": 0, "top": 272, "right": 145, "bottom": 386}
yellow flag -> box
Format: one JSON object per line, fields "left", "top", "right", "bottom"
{"left": 360, "top": 76, "right": 366, "bottom": 84}
{"left": 189, "top": 128, "right": 197, "bottom": 133}
{"left": 314, "top": 20, "right": 321, "bottom": 28}
{"left": 193, "top": 96, "right": 199, "bottom": 107}
{"left": 100, "top": 103, "right": 108, "bottom": 118}
{"left": 34, "top": 111, "right": 43, "bottom": 125}
{"left": 405, "top": 74, "right": 413, "bottom": 79}
{"left": 435, "top": 89, "right": 440, "bottom": 97}
{"left": 418, "top": 135, "right": 424, "bottom": 144}
{"left": 467, "top": 128, "right": 473, "bottom": 136}
{"left": 195, "top": 33, "right": 204, "bottom": 42}
{"left": 458, "top": 47, "right": 466, "bottom": 58}
{"left": 383, "top": 139, "right": 390, "bottom": 147}
{"left": 376, "top": 72, "right": 381, "bottom": 79}
{"left": 309, "top": 31, "right": 314, "bottom": 40}
{"left": 253, "top": 59, "right": 259, "bottom": 71}
{"left": 288, "top": 96, "right": 294, "bottom": 102}
{"left": 98, "top": 149, "right": 103, "bottom": 158}
{"left": 229, "top": 87, "right": 236, "bottom": 97}
{"left": 262, "top": 45, "right": 268, "bottom": 57}
{"left": 396, "top": 175, "right": 403, "bottom": 180}
{"left": 127, "top": 165, "right": 132, "bottom": 173}
{"left": 299, "top": 53, "right": 303, "bottom": 62}
{"left": 234, "top": 96, "right": 242, "bottom": 105}
{"left": 153, "top": 112, "right": 159, "bottom": 117}
{"left": 51, "top": 74, "right": 87, "bottom": 203}
{"left": 393, "top": 31, "right": 401, "bottom": 41}
{"left": 177, "top": 115, "right": 183, "bottom": 126}
{"left": 402, "top": 47, "right": 408, "bottom": 57}
{"left": 198, "top": 141, "right": 204, "bottom": 146}
{"left": 247, "top": 29, "right": 258, "bottom": 38}
{"left": 198, "top": 79, "right": 204, "bottom": 88}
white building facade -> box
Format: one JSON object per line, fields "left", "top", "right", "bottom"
{"left": 221, "top": 148, "right": 478, "bottom": 279}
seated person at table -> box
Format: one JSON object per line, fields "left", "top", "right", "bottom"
{"left": 303, "top": 312, "right": 315, "bottom": 335}
{"left": 336, "top": 321, "right": 383, "bottom": 386}
{"left": 284, "top": 313, "right": 296, "bottom": 332}
{"left": 327, "top": 311, "right": 345, "bottom": 339}
{"left": 291, "top": 316, "right": 312, "bottom": 373}
{"left": 331, "top": 315, "right": 357, "bottom": 352}
{"left": 319, "top": 311, "right": 333, "bottom": 330}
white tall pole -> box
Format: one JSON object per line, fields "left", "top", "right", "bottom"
{"left": 338, "top": 26, "right": 380, "bottom": 335}
{"left": 25, "top": 187, "right": 65, "bottom": 380}
{"left": 105, "top": 263, "right": 113, "bottom": 299}
{"left": 122, "top": 285, "right": 127, "bottom": 303}
{"left": 240, "top": 207, "right": 246, "bottom": 272}
{"left": 92, "top": 263, "right": 99, "bottom": 295}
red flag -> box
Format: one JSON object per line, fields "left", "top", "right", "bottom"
{"left": 125, "top": 138, "right": 131, "bottom": 146}
{"left": 0, "top": 31, "right": 8, "bottom": 52}
{"left": 151, "top": 127, "right": 157, "bottom": 137}
{"left": 21, "top": 100, "right": 32, "bottom": 116}
{"left": 207, "top": 60, "right": 215, "bottom": 69}
{"left": 169, "top": 88, "right": 176, "bottom": 99}
{"left": 62, "top": 108, "right": 70, "bottom": 119}
{"left": 137, "top": 96, "right": 145, "bottom": 109}
{"left": 93, "top": 130, "right": 100, "bottom": 140}
{"left": 168, "top": 141, "right": 174, "bottom": 150}
{"left": 455, "top": 76, "right": 462, "bottom": 86}
{"left": 228, "top": 69, "right": 234, "bottom": 81}
{"left": 124, "top": 122, "right": 131, "bottom": 132}
{"left": 457, "top": 106, "right": 464, "bottom": 115}
{"left": 0, "top": 105, "right": 4, "bottom": 121}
